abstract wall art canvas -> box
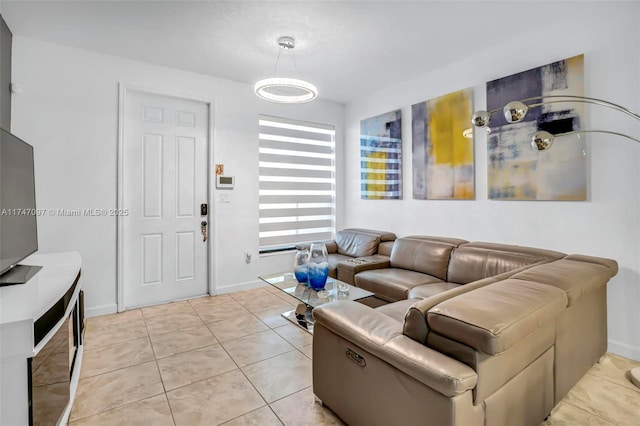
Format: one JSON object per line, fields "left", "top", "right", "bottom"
{"left": 360, "top": 110, "right": 402, "bottom": 199}
{"left": 486, "top": 54, "right": 586, "bottom": 200}
{"left": 412, "top": 89, "right": 474, "bottom": 200}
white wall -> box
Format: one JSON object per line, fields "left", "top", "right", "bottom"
{"left": 10, "top": 36, "right": 344, "bottom": 316}
{"left": 344, "top": 4, "right": 640, "bottom": 361}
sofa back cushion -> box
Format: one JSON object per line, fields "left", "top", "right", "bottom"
{"left": 390, "top": 237, "right": 462, "bottom": 280}
{"left": 343, "top": 228, "right": 397, "bottom": 242}
{"left": 403, "top": 235, "right": 468, "bottom": 246}
{"left": 336, "top": 230, "right": 381, "bottom": 257}
{"left": 510, "top": 256, "right": 617, "bottom": 306}
{"left": 426, "top": 279, "right": 567, "bottom": 354}
{"left": 447, "top": 242, "right": 565, "bottom": 284}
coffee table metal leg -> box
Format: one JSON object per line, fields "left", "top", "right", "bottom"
{"left": 280, "top": 303, "right": 314, "bottom": 333}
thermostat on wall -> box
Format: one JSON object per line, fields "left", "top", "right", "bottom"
{"left": 216, "top": 175, "right": 235, "bottom": 189}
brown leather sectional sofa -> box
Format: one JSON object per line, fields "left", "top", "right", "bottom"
{"left": 312, "top": 235, "right": 618, "bottom": 426}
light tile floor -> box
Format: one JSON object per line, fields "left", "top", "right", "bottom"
{"left": 70, "top": 286, "right": 640, "bottom": 425}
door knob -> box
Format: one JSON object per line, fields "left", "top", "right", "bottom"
{"left": 201, "top": 221, "right": 208, "bottom": 242}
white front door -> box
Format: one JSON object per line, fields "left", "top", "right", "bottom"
{"left": 122, "top": 90, "right": 209, "bottom": 309}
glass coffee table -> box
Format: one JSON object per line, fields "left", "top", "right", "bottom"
{"left": 259, "top": 272, "right": 374, "bottom": 333}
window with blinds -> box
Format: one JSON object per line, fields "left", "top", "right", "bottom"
{"left": 259, "top": 115, "right": 336, "bottom": 253}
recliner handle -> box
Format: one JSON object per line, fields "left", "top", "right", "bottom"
{"left": 346, "top": 348, "right": 366, "bottom": 367}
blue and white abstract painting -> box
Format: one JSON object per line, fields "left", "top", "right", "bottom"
{"left": 487, "top": 55, "right": 587, "bottom": 200}
{"left": 360, "top": 110, "right": 402, "bottom": 199}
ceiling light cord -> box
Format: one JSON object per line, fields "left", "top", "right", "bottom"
{"left": 272, "top": 49, "right": 283, "bottom": 75}
{"left": 291, "top": 52, "right": 303, "bottom": 79}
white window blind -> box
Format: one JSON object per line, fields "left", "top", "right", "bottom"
{"left": 259, "top": 115, "right": 336, "bottom": 253}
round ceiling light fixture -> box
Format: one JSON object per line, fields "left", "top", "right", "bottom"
{"left": 254, "top": 37, "right": 318, "bottom": 104}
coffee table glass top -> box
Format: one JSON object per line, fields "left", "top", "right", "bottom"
{"left": 259, "top": 273, "right": 374, "bottom": 309}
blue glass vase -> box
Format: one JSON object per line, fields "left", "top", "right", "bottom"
{"left": 308, "top": 242, "right": 329, "bottom": 290}
{"left": 293, "top": 250, "right": 309, "bottom": 286}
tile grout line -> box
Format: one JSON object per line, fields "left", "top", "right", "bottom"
{"left": 74, "top": 358, "right": 158, "bottom": 383}
{"left": 79, "top": 337, "right": 155, "bottom": 380}
{"left": 141, "top": 298, "right": 201, "bottom": 313}
{"left": 268, "top": 405, "right": 288, "bottom": 426}
{"left": 83, "top": 335, "right": 145, "bottom": 352}
{"left": 204, "top": 323, "right": 270, "bottom": 345}
{"left": 67, "top": 390, "right": 168, "bottom": 425}
{"left": 163, "top": 391, "right": 178, "bottom": 426}
{"left": 153, "top": 360, "right": 178, "bottom": 425}
{"left": 225, "top": 345, "right": 299, "bottom": 370}
{"left": 191, "top": 303, "right": 252, "bottom": 324}
{"left": 268, "top": 385, "right": 313, "bottom": 405}
{"left": 559, "top": 401, "right": 623, "bottom": 426}
{"left": 149, "top": 321, "right": 216, "bottom": 342}
{"left": 82, "top": 319, "right": 148, "bottom": 351}
{"left": 218, "top": 405, "right": 284, "bottom": 426}
{"left": 145, "top": 311, "right": 178, "bottom": 426}
{"left": 586, "top": 370, "right": 640, "bottom": 394}
{"left": 214, "top": 329, "right": 274, "bottom": 422}
{"left": 244, "top": 306, "right": 313, "bottom": 352}
{"left": 143, "top": 313, "right": 176, "bottom": 425}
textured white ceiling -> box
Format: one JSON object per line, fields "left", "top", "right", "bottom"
{"left": 1, "top": 1, "right": 588, "bottom": 104}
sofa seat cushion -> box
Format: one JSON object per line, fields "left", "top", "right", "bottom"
{"left": 336, "top": 230, "right": 381, "bottom": 257}
{"left": 510, "top": 258, "right": 614, "bottom": 306}
{"left": 408, "top": 282, "right": 462, "bottom": 299}
{"left": 375, "top": 299, "right": 415, "bottom": 322}
{"left": 356, "top": 268, "right": 444, "bottom": 302}
{"left": 427, "top": 279, "right": 567, "bottom": 354}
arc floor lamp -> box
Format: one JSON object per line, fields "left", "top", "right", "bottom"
{"left": 471, "top": 95, "right": 640, "bottom": 389}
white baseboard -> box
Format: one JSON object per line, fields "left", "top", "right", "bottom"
{"left": 85, "top": 303, "right": 118, "bottom": 318}
{"left": 608, "top": 339, "right": 640, "bottom": 362}
{"left": 214, "top": 279, "right": 266, "bottom": 295}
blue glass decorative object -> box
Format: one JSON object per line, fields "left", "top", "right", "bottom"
{"left": 308, "top": 242, "right": 329, "bottom": 290}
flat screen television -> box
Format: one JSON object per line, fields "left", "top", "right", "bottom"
{"left": 0, "top": 127, "right": 41, "bottom": 285}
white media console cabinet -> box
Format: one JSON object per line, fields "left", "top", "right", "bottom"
{"left": 0, "top": 252, "right": 83, "bottom": 426}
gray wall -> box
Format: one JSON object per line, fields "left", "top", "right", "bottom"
{"left": 0, "top": 14, "right": 12, "bottom": 130}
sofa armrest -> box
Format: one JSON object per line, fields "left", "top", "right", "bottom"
{"left": 336, "top": 255, "right": 390, "bottom": 284}
{"left": 378, "top": 240, "right": 395, "bottom": 256}
{"left": 313, "top": 301, "right": 477, "bottom": 397}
